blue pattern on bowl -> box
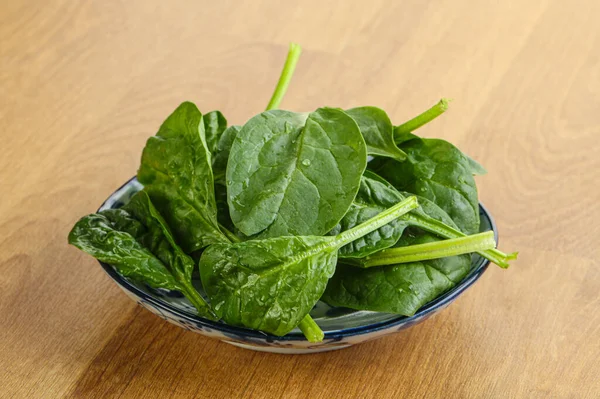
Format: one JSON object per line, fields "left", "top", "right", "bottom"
{"left": 97, "top": 177, "right": 495, "bottom": 354}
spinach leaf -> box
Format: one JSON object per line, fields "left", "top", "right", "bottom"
{"left": 322, "top": 231, "right": 472, "bottom": 316}
{"left": 215, "top": 181, "right": 248, "bottom": 243}
{"left": 203, "top": 110, "right": 228, "bottom": 158}
{"left": 399, "top": 190, "right": 460, "bottom": 227}
{"left": 213, "top": 125, "right": 240, "bottom": 185}
{"left": 392, "top": 99, "right": 486, "bottom": 176}
{"left": 209, "top": 124, "right": 245, "bottom": 242}
{"left": 227, "top": 107, "right": 367, "bottom": 238}
{"left": 399, "top": 205, "right": 517, "bottom": 269}
{"left": 330, "top": 174, "right": 412, "bottom": 258}
{"left": 138, "top": 102, "right": 228, "bottom": 252}
{"left": 211, "top": 125, "right": 242, "bottom": 239}
{"left": 466, "top": 154, "right": 487, "bottom": 175}
{"left": 215, "top": 183, "right": 234, "bottom": 234}
{"left": 123, "top": 191, "right": 195, "bottom": 282}
{"left": 199, "top": 196, "right": 418, "bottom": 336}
{"left": 346, "top": 107, "right": 406, "bottom": 161}
{"left": 371, "top": 133, "right": 481, "bottom": 234}
{"left": 69, "top": 191, "right": 217, "bottom": 319}
{"left": 333, "top": 172, "right": 515, "bottom": 267}
{"left": 69, "top": 210, "right": 180, "bottom": 290}
{"left": 201, "top": 235, "right": 336, "bottom": 336}
{"left": 331, "top": 172, "right": 460, "bottom": 259}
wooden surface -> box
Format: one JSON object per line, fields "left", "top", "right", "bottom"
{"left": 1, "top": 0, "right": 599, "bottom": 398}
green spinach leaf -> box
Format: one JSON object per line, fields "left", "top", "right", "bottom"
{"left": 69, "top": 191, "right": 217, "bottom": 319}
{"left": 371, "top": 133, "right": 481, "bottom": 234}
{"left": 215, "top": 183, "right": 234, "bottom": 234}
{"left": 330, "top": 173, "right": 411, "bottom": 258}
{"left": 213, "top": 125, "right": 240, "bottom": 185}
{"left": 203, "top": 110, "right": 228, "bottom": 158}
{"left": 69, "top": 210, "right": 180, "bottom": 290}
{"left": 322, "top": 231, "right": 471, "bottom": 316}
{"left": 138, "top": 102, "right": 228, "bottom": 252}
{"left": 211, "top": 124, "right": 244, "bottom": 242}
{"left": 331, "top": 172, "right": 460, "bottom": 259}
{"left": 123, "top": 191, "right": 195, "bottom": 282}
{"left": 333, "top": 172, "right": 515, "bottom": 267}
{"left": 465, "top": 154, "right": 487, "bottom": 175}
{"left": 199, "top": 196, "right": 418, "bottom": 336}
{"left": 227, "top": 107, "right": 367, "bottom": 238}
{"left": 392, "top": 99, "right": 486, "bottom": 176}
{"left": 346, "top": 107, "right": 406, "bottom": 161}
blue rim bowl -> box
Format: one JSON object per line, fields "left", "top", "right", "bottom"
{"left": 97, "top": 177, "right": 495, "bottom": 354}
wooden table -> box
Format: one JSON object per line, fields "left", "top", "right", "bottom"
{"left": 1, "top": 1, "right": 598, "bottom": 397}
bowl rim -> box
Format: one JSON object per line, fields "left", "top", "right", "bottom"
{"left": 97, "top": 177, "right": 494, "bottom": 341}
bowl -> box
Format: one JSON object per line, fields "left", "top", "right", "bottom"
{"left": 97, "top": 177, "right": 495, "bottom": 354}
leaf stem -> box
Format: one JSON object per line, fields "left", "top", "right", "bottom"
{"left": 266, "top": 43, "right": 302, "bottom": 111}
{"left": 298, "top": 314, "right": 324, "bottom": 342}
{"left": 335, "top": 197, "right": 419, "bottom": 248}
{"left": 402, "top": 213, "right": 518, "bottom": 268}
{"left": 352, "top": 231, "right": 496, "bottom": 268}
{"left": 394, "top": 98, "right": 450, "bottom": 139}
{"left": 181, "top": 280, "right": 219, "bottom": 321}
{"left": 219, "top": 223, "right": 240, "bottom": 243}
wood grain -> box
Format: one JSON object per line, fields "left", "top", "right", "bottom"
{"left": 1, "top": 0, "right": 599, "bottom": 398}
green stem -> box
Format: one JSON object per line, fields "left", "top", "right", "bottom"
{"left": 403, "top": 213, "right": 518, "bottom": 268}
{"left": 352, "top": 231, "right": 496, "bottom": 268}
{"left": 266, "top": 43, "right": 302, "bottom": 111}
{"left": 298, "top": 314, "right": 324, "bottom": 343}
{"left": 219, "top": 223, "right": 240, "bottom": 243}
{"left": 394, "top": 98, "right": 450, "bottom": 139}
{"left": 181, "top": 281, "right": 219, "bottom": 321}
{"left": 294, "top": 198, "right": 418, "bottom": 342}
{"left": 335, "top": 197, "right": 419, "bottom": 248}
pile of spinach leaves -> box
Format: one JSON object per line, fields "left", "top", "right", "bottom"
{"left": 69, "top": 43, "right": 516, "bottom": 342}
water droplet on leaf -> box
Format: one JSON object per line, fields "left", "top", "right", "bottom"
{"left": 302, "top": 159, "right": 311, "bottom": 166}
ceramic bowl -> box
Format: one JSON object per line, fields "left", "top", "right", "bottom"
{"left": 98, "top": 177, "right": 495, "bottom": 354}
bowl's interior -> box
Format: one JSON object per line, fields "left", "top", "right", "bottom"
{"left": 99, "top": 178, "right": 492, "bottom": 337}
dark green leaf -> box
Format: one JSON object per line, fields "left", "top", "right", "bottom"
{"left": 209, "top": 124, "right": 245, "bottom": 242}
{"left": 123, "top": 191, "right": 195, "bottom": 282}
{"left": 330, "top": 175, "right": 411, "bottom": 258}
{"left": 335, "top": 177, "right": 511, "bottom": 267}
{"left": 346, "top": 107, "right": 406, "bottom": 161}
{"left": 69, "top": 191, "right": 217, "bottom": 319}
{"left": 215, "top": 182, "right": 234, "bottom": 233}
{"left": 371, "top": 133, "right": 481, "bottom": 234}
{"left": 399, "top": 190, "right": 460, "bottom": 229}
{"left": 138, "top": 102, "right": 228, "bottom": 252}
{"left": 394, "top": 131, "right": 420, "bottom": 145}
{"left": 227, "top": 107, "right": 367, "bottom": 237}
{"left": 203, "top": 110, "right": 228, "bottom": 157}
{"left": 69, "top": 210, "right": 181, "bottom": 291}
{"left": 213, "top": 125, "right": 240, "bottom": 185}
{"left": 322, "top": 232, "right": 471, "bottom": 316}
{"left": 332, "top": 172, "right": 461, "bottom": 259}
{"left": 200, "top": 235, "right": 337, "bottom": 336}
{"left": 199, "top": 197, "right": 418, "bottom": 335}
{"left": 465, "top": 154, "right": 487, "bottom": 175}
